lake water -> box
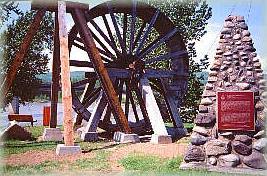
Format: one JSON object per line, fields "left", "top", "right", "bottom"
{"left": 0, "top": 101, "right": 142, "bottom": 129}
{"left": 0, "top": 102, "right": 71, "bottom": 128}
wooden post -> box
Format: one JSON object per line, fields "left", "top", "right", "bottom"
{"left": 0, "top": 10, "right": 46, "bottom": 97}
{"left": 84, "top": 92, "right": 107, "bottom": 132}
{"left": 50, "top": 11, "right": 61, "bottom": 128}
{"left": 58, "top": 1, "right": 74, "bottom": 146}
{"left": 160, "top": 78, "right": 184, "bottom": 128}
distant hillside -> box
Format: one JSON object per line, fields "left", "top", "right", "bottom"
{"left": 37, "top": 71, "right": 266, "bottom": 85}
{"left": 37, "top": 71, "right": 85, "bottom": 83}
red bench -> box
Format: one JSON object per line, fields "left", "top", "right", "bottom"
{"left": 8, "top": 114, "right": 37, "bottom": 126}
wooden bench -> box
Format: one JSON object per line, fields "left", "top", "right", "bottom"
{"left": 8, "top": 114, "right": 37, "bottom": 126}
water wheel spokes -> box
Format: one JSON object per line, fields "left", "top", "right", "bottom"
{"left": 69, "top": 0, "right": 188, "bottom": 137}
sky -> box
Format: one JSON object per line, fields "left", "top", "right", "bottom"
{"left": 196, "top": 0, "right": 267, "bottom": 71}
{"left": 6, "top": 0, "right": 267, "bottom": 72}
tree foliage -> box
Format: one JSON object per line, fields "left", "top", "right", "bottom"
{"left": 1, "top": 4, "right": 54, "bottom": 104}
{"left": 0, "top": 1, "right": 23, "bottom": 27}
{"left": 144, "top": 0, "right": 212, "bottom": 123}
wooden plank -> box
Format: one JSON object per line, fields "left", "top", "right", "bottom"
{"left": 71, "top": 78, "right": 92, "bottom": 87}
{"left": 8, "top": 114, "right": 36, "bottom": 126}
{"left": 160, "top": 78, "right": 184, "bottom": 128}
{"left": 71, "top": 9, "right": 131, "bottom": 133}
{"left": 8, "top": 114, "right": 34, "bottom": 121}
{"left": 31, "top": 0, "right": 89, "bottom": 13}
{"left": 129, "top": 0, "right": 137, "bottom": 54}
{"left": 125, "top": 81, "right": 140, "bottom": 122}
{"left": 137, "top": 28, "right": 178, "bottom": 58}
{"left": 70, "top": 60, "right": 93, "bottom": 67}
{"left": 140, "top": 78, "right": 168, "bottom": 135}
{"left": 84, "top": 92, "right": 107, "bottom": 132}
{"left": 1, "top": 10, "right": 46, "bottom": 97}
{"left": 136, "top": 10, "right": 160, "bottom": 55}
{"left": 58, "top": 1, "right": 74, "bottom": 146}
{"left": 131, "top": 83, "right": 150, "bottom": 125}
{"left": 72, "top": 90, "right": 91, "bottom": 121}
{"left": 145, "top": 50, "right": 187, "bottom": 64}
{"left": 102, "top": 78, "right": 117, "bottom": 126}
{"left": 73, "top": 79, "right": 96, "bottom": 126}
{"left": 85, "top": 68, "right": 188, "bottom": 78}
{"left": 107, "top": 2, "right": 126, "bottom": 54}
{"left": 50, "top": 11, "right": 60, "bottom": 128}
{"left": 83, "top": 87, "right": 101, "bottom": 108}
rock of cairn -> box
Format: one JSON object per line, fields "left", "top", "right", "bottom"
{"left": 181, "top": 15, "right": 267, "bottom": 170}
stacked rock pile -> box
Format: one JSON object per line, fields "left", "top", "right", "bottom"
{"left": 181, "top": 15, "right": 266, "bottom": 170}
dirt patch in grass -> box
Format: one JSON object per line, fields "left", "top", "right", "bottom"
{"left": 3, "top": 141, "right": 188, "bottom": 172}
{"left": 4, "top": 149, "right": 96, "bottom": 166}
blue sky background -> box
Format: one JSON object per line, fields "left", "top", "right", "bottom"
{"left": 197, "top": 0, "right": 267, "bottom": 71}
{"left": 6, "top": 0, "right": 267, "bottom": 72}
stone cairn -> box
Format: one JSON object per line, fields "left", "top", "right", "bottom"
{"left": 181, "top": 15, "right": 267, "bottom": 170}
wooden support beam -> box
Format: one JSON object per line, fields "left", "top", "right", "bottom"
{"left": 140, "top": 78, "right": 168, "bottom": 135}
{"left": 72, "top": 90, "right": 91, "bottom": 121}
{"left": 58, "top": 1, "right": 74, "bottom": 146}
{"left": 74, "top": 82, "right": 90, "bottom": 126}
{"left": 160, "top": 78, "right": 184, "bottom": 128}
{"left": 31, "top": 0, "right": 89, "bottom": 13}
{"left": 84, "top": 92, "right": 108, "bottom": 132}
{"left": 50, "top": 11, "right": 60, "bottom": 128}
{"left": 71, "top": 9, "right": 131, "bottom": 133}
{"left": 0, "top": 10, "right": 46, "bottom": 97}
{"left": 84, "top": 68, "right": 188, "bottom": 79}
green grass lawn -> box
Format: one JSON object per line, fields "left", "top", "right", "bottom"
{"left": 1, "top": 126, "right": 57, "bottom": 157}
{"left": 1, "top": 126, "right": 248, "bottom": 176}
{"left": 119, "top": 153, "right": 183, "bottom": 172}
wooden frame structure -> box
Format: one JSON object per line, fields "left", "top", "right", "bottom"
{"left": 1, "top": 0, "right": 132, "bottom": 145}
{"left": 1, "top": 0, "right": 189, "bottom": 142}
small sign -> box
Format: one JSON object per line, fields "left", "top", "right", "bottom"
{"left": 217, "top": 91, "right": 255, "bottom": 131}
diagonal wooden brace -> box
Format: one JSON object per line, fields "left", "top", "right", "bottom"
{"left": 1, "top": 10, "right": 46, "bottom": 97}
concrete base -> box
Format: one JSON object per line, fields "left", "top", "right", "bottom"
{"left": 56, "top": 144, "right": 81, "bottom": 156}
{"left": 81, "top": 132, "right": 98, "bottom": 142}
{"left": 76, "top": 126, "right": 85, "bottom": 136}
{"left": 150, "top": 134, "right": 172, "bottom": 144}
{"left": 113, "top": 132, "right": 140, "bottom": 143}
{"left": 42, "top": 128, "right": 63, "bottom": 141}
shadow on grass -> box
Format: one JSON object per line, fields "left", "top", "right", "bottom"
{"left": 4, "top": 140, "right": 60, "bottom": 148}
{"left": 81, "top": 142, "right": 120, "bottom": 153}
{"left": 1, "top": 140, "right": 59, "bottom": 156}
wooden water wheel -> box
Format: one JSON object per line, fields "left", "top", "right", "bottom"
{"left": 69, "top": 0, "right": 188, "bottom": 137}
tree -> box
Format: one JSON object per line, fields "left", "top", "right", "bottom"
{"left": 1, "top": 3, "right": 54, "bottom": 105}
{"left": 143, "top": 0, "right": 212, "bottom": 123}
{"left": 0, "top": 1, "right": 22, "bottom": 27}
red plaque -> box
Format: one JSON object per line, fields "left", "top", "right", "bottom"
{"left": 217, "top": 91, "right": 255, "bottom": 131}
